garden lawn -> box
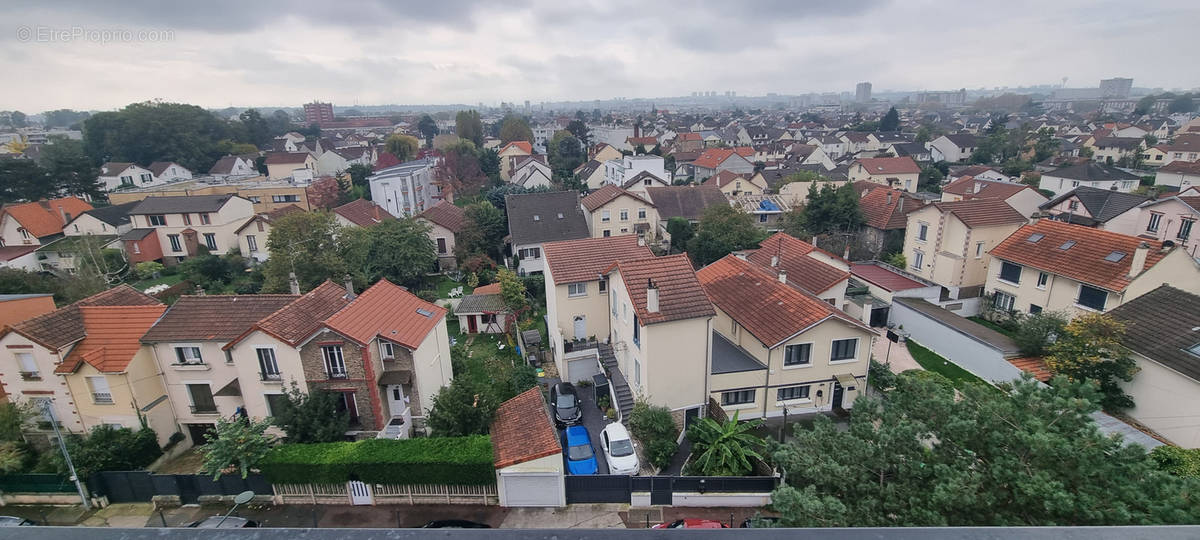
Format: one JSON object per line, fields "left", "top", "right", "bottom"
{"left": 460, "top": 333, "right": 520, "bottom": 387}
{"left": 433, "top": 275, "right": 473, "bottom": 298}
{"left": 967, "top": 316, "right": 1016, "bottom": 338}
{"left": 128, "top": 273, "right": 183, "bottom": 292}
{"left": 905, "top": 340, "right": 994, "bottom": 390}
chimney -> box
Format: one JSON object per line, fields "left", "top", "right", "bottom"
{"left": 778, "top": 269, "right": 788, "bottom": 284}
{"left": 811, "top": 236, "right": 819, "bottom": 249}
{"left": 1128, "top": 242, "right": 1150, "bottom": 278}
{"left": 637, "top": 236, "right": 646, "bottom": 247}
{"left": 343, "top": 274, "right": 356, "bottom": 300}
{"left": 843, "top": 243, "right": 851, "bottom": 260}
{"left": 57, "top": 205, "right": 67, "bottom": 224}
{"left": 770, "top": 255, "right": 779, "bottom": 267}
{"left": 195, "top": 287, "right": 206, "bottom": 296}
{"left": 288, "top": 272, "right": 301, "bottom": 295}
{"left": 886, "top": 192, "right": 893, "bottom": 205}
{"left": 645, "top": 278, "right": 659, "bottom": 313}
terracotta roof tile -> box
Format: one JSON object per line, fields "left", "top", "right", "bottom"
{"left": 943, "top": 177, "right": 1035, "bottom": 201}
{"left": 1008, "top": 356, "right": 1052, "bottom": 383}
{"left": 55, "top": 305, "right": 167, "bottom": 374}
{"left": 704, "top": 170, "right": 747, "bottom": 189}
{"left": 472, "top": 282, "right": 502, "bottom": 295}
{"left": 543, "top": 236, "right": 654, "bottom": 285}
{"left": 990, "top": 220, "right": 1170, "bottom": 292}
{"left": 2, "top": 285, "right": 160, "bottom": 350}
{"left": 580, "top": 185, "right": 653, "bottom": 212}
{"left": 692, "top": 148, "right": 752, "bottom": 170}
{"left": 323, "top": 279, "right": 445, "bottom": 349}
{"left": 229, "top": 281, "right": 352, "bottom": 348}
{"left": 859, "top": 185, "right": 924, "bottom": 230}
{"left": 141, "top": 294, "right": 299, "bottom": 342}
{"left": 746, "top": 233, "right": 850, "bottom": 295}
{"left": 607, "top": 254, "right": 714, "bottom": 325}
{"left": 922, "top": 199, "right": 1028, "bottom": 229}
{"left": 491, "top": 388, "right": 560, "bottom": 468}
{"left": 499, "top": 141, "right": 533, "bottom": 155}
{"left": 333, "top": 199, "right": 393, "bottom": 227}
{"left": 850, "top": 263, "right": 928, "bottom": 292}
{"left": 416, "top": 201, "right": 466, "bottom": 233}
{"left": 854, "top": 156, "right": 921, "bottom": 176}
{"left": 0, "top": 197, "right": 93, "bottom": 238}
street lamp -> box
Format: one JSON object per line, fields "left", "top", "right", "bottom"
{"left": 779, "top": 406, "right": 789, "bottom": 443}
{"left": 40, "top": 400, "right": 90, "bottom": 510}
{"left": 215, "top": 490, "right": 256, "bottom": 528}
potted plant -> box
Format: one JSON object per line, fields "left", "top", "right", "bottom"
{"left": 606, "top": 407, "right": 617, "bottom": 420}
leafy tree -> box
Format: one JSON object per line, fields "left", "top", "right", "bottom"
{"left": 198, "top": 417, "right": 275, "bottom": 480}
{"left": 779, "top": 209, "right": 808, "bottom": 239}
{"left": 1045, "top": 313, "right": 1139, "bottom": 411}
{"left": 384, "top": 134, "right": 420, "bottom": 162}
{"left": 8, "top": 111, "right": 26, "bottom": 128}
{"left": 267, "top": 109, "right": 294, "bottom": 136}
{"left": 272, "top": 382, "right": 350, "bottom": 443}
{"left": 55, "top": 426, "right": 162, "bottom": 478}
{"left": 547, "top": 131, "right": 584, "bottom": 179}
{"left": 685, "top": 411, "right": 765, "bottom": 476}
{"left": 0, "top": 442, "right": 25, "bottom": 474}
{"left": 918, "top": 165, "right": 944, "bottom": 192}
{"left": 436, "top": 139, "right": 487, "bottom": 197}
{"left": 566, "top": 119, "right": 589, "bottom": 145}
{"left": 417, "top": 115, "right": 440, "bottom": 147}
{"left": 1168, "top": 95, "right": 1196, "bottom": 114}
{"left": 879, "top": 107, "right": 900, "bottom": 132}
{"left": 359, "top": 218, "right": 436, "bottom": 288}
{"left": 1032, "top": 127, "right": 1061, "bottom": 162}
{"left": 133, "top": 261, "right": 165, "bottom": 281}
{"left": 497, "top": 268, "right": 528, "bottom": 313}
{"left": 238, "top": 109, "right": 272, "bottom": 148}
{"left": 344, "top": 163, "right": 373, "bottom": 195}
{"left": 0, "top": 158, "right": 53, "bottom": 203}
{"left": 479, "top": 148, "right": 501, "bottom": 183}
{"left": 43, "top": 109, "right": 90, "bottom": 129}
{"left": 0, "top": 402, "right": 32, "bottom": 442}
{"left": 665, "top": 217, "right": 694, "bottom": 254}
{"left": 498, "top": 115, "right": 533, "bottom": 144}
{"left": 1134, "top": 95, "right": 1156, "bottom": 115}
{"left": 455, "top": 110, "right": 484, "bottom": 147}
{"left": 687, "top": 205, "right": 765, "bottom": 267}
{"left": 427, "top": 377, "right": 499, "bottom": 437}
{"left": 800, "top": 183, "right": 864, "bottom": 236}
{"left": 770, "top": 371, "right": 1200, "bottom": 527}
{"left": 456, "top": 201, "right": 507, "bottom": 260}
{"left": 179, "top": 253, "right": 236, "bottom": 291}
{"left": 41, "top": 138, "right": 102, "bottom": 200}
{"left": 261, "top": 211, "right": 346, "bottom": 293}
{"left": 82, "top": 101, "right": 234, "bottom": 173}
{"left": 1012, "top": 310, "right": 1068, "bottom": 356}
{"left": 628, "top": 402, "right": 679, "bottom": 470}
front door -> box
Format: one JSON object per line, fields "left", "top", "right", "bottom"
{"left": 348, "top": 480, "right": 372, "bottom": 505}
{"left": 467, "top": 315, "right": 478, "bottom": 333}
{"left": 832, "top": 382, "right": 845, "bottom": 409}
{"left": 387, "top": 385, "right": 407, "bottom": 417}
{"left": 186, "top": 423, "right": 215, "bottom": 445}
{"left": 573, "top": 315, "right": 586, "bottom": 339}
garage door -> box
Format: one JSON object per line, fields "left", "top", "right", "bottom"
{"left": 499, "top": 472, "right": 563, "bottom": 507}
{"left": 567, "top": 357, "right": 601, "bottom": 384}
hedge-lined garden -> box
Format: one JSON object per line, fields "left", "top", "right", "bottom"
{"left": 258, "top": 436, "right": 495, "bottom": 486}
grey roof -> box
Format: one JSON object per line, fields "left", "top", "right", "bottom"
{"left": 0, "top": 293, "right": 53, "bottom": 301}
{"left": 456, "top": 293, "right": 507, "bottom": 314}
{"left": 1043, "top": 163, "right": 1141, "bottom": 182}
{"left": 1039, "top": 186, "right": 1149, "bottom": 224}
{"left": 75, "top": 201, "right": 139, "bottom": 227}
{"left": 129, "top": 194, "right": 239, "bottom": 215}
{"left": 1108, "top": 285, "right": 1200, "bottom": 383}
{"left": 891, "top": 142, "right": 929, "bottom": 157}
{"left": 711, "top": 331, "right": 766, "bottom": 375}
{"left": 119, "top": 228, "right": 155, "bottom": 241}
{"left": 944, "top": 133, "right": 979, "bottom": 148}
{"left": 505, "top": 191, "right": 590, "bottom": 246}
{"left": 644, "top": 185, "right": 728, "bottom": 221}
{"left": 893, "top": 298, "right": 1020, "bottom": 357}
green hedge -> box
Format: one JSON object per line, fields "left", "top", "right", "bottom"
{"left": 259, "top": 436, "right": 495, "bottom": 485}
{"left": 1151, "top": 446, "right": 1200, "bottom": 478}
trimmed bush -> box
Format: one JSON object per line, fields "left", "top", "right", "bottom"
{"left": 259, "top": 436, "right": 495, "bottom": 485}
{"left": 1151, "top": 446, "right": 1200, "bottom": 478}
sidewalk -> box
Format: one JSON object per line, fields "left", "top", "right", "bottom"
{"left": 873, "top": 334, "right": 920, "bottom": 373}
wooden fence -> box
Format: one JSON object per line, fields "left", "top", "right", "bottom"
{"left": 273, "top": 482, "right": 498, "bottom": 506}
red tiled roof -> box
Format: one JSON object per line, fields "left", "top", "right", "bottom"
{"left": 0, "top": 245, "right": 38, "bottom": 262}
{"left": 692, "top": 147, "right": 753, "bottom": 170}
{"left": 0, "top": 197, "right": 93, "bottom": 238}
{"left": 226, "top": 281, "right": 352, "bottom": 349}
{"left": 499, "top": 141, "right": 533, "bottom": 155}
{"left": 850, "top": 263, "right": 928, "bottom": 292}
{"left": 141, "top": 294, "right": 299, "bottom": 342}
{"left": 374, "top": 151, "right": 402, "bottom": 171}
{"left": 264, "top": 152, "right": 312, "bottom": 165}
{"left": 472, "top": 282, "right": 502, "bottom": 295}
{"left": 677, "top": 132, "right": 702, "bottom": 141}
{"left": 943, "top": 176, "right": 1035, "bottom": 201}
{"left": 1008, "top": 357, "right": 1052, "bottom": 383}
{"left": 733, "top": 147, "right": 755, "bottom": 158}
{"left": 1159, "top": 160, "right": 1200, "bottom": 175}
{"left": 990, "top": 220, "right": 1171, "bottom": 292}
{"left": 859, "top": 185, "right": 922, "bottom": 230}
{"left": 854, "top": 156, "right": 921, "bottom": 176}
{"left": 323, "top": 279, "right": 445, "bottom": 349}
{"left": 918, "top": 199, "right": 1027, "bottom": 229}
{"left": 55, "top": 305, "right": 167, "bottom": 374}
{"left": 544, "top": 235, "right": 654, "bottom": 285}
{"left": 746, "top": 233, "right": 850, "bottom": 295}
{"left": 491, "top": 388, "right": 560, "bottom": 468}
{"left": 333, "top": 199, "right": 392, "bottom": 227}
{"left": 704, "top": 170, "right": 747, "bottom": 189}
{"left": 698, "top": 255, "right": 868, "bottom": 347}
{"left": 627, "top": 136, "right": 658, "bottom": 147}
{"left": 606, "top": 254, "right": 714, "bottom": 325}
{"left": 580, "top": 184, "right": 653, "bottom": 212}
{"left": 1, "top": 285, "right": 160, "bottom": 350}
{"left": 416, "top": 201, "right": 466, "bottom": 233}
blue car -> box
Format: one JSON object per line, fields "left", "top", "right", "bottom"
{"left": 564, "top": 425, "right": 598, "bottom": 475}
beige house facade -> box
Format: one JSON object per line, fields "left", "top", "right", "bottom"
{"left": 904, "top": 200, "right": 1028, "bottom": 300}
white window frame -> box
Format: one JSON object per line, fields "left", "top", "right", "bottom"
{"left": 776, "top": 385, "right": 812, "bottom": 404}
{"left": 203, "top": 233, "right": 217, "bottom": 251}
{"left": 16, "top": 352, "right": 39, "bottom": 378}
{"left": 993, "top": 290, "right": 1016, "bottom": 312}
{"left": 256, "top": 347, "right": 280, "bottom": 380}
{"left": 246, "top": 235, "right": 258, "bottom": 252}
{"left": 911, "top": 249, "right": 924, "bottom": 270}
{"left": 601, "top": 210, "right": 611, "bottom": 222}
{"left": 379, "top": 340, "right": 395, "bottom": 360}
{"left": 567, "top": 282, "right": 587, "bottom": 298}
{"left": 87, "top": 376, "right": 113, "bottom": 404}
{"left": 1147, "top": 212, "right": 1162, "bottom": 233}
{"left": 975, "top": 242, "right": 984, "bottom": 258}
{"left": 322, "top": 345, "right": 347, "bottom": 379}
{"left": 168, "top": 234, "right": 182, "bottom": 252}
{"left": 1036, "top": 272, "right": 1049, "bottom": 289}
{"left": 619, "top": 209, "right": 629, "bottom": 221}
{"left": 829, "top": 338, "right": 859, "bottom": 364}
{"left": 997, "top": 261, "right": 1022, "bottom": 285}
{"left": 173, "top": 344, "right": 204, "bottom": 365}
{"left": 148, "top": 215, "right": 167, "bottom": 227}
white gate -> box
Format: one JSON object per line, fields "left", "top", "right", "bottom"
{"left": 348, "top": 480, "right": 373, "bottom": 505}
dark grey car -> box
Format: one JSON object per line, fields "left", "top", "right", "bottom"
{"left": 550, "top": 382, "right": 582, "bottom": 427}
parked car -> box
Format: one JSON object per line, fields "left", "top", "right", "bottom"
{"left": 564, "top": 425, "right": 598, "bottom": 475}
{"left": 0, "top": 517, "right": 35, "bottom": 526}
{"left": 421, "top": 520, "right": 491, "bottom": 528}
{"left": 652, "top": 518, "right": 729, "bottom": 529}
{"left": 550, "top": 382, "right": 582, "bottom": 427}
{"left": 599, "top": 422, "right": 640, "bottom": 475}
{"left": 188, "top": 516, "right": 259, "bottom": 528}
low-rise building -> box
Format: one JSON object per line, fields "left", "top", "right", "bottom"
{"left": 744, "top": 232, "right": 851, "bottom": 308}
{"left": 603, "top": 155, "right": 670, "bottom": 189}
{"left": 1132, "top": 194, "right": 1200, "bottom": 259}
{"left": 233, "top": 204, "right": 306, "bottom": 263}
{"left": 689, "top": 147, "right": 755, "bottom": 181}
{"left": 369, "top": 158, "right": 440, "bottom": 218}
{"left": 703, "top": 170, "right": 767, "bottom": 197}
{"left": 506, "top": 191, "right": 590, "bottom": 275}
{"left": 1037, "top": 187, "right": 1148, "bottom": 230}
{"left": 1038, "top": 162, "right": 1141, "bottom": 195}
{"left": 905, "top": 199, "right": 1029, "bottom": 303}
{"left": 1, "top": 197, "right": 93, "bottom": 247}
{"left": 332, "top": 198, "right": 392, "bottom": 229}
{"left": 125, "top": 194, "right": 255, "bottom": 265}
{"left": 940, "top": 176, "right": 1048, "bottom": 217}
{"left": 579, "top": 185, "right": 658, "bottom": 240}
{"left": 148, "top": 162, "right": 193, "bottom": 184}
{"left": 208, "top": 155, "right": 258, "bottom": 180}
{"left": 510, "top": 156, "right": 554, "bottom": 189}
{"left": 848, "top": 157, "right": 921, "bottom": 192}
{"left": 1154, "top": 160, "right": 1200, "bottom": 191}
{"left": 98, "top": 162, "right": 158, "bottom": 191}
{"left": 416, "top": 201, "right": 466, "bottom": 271}
{"left": 498, "top": 141, "right": 533, "bottom": 181}
{"left": 927, "top": 134, "right": 978, "bottom": 163}
{"left": 0, "top": 293, "right": 55, "bottom": 329}
{"left": 264, "top": 152, "right": 317, "bottom": 182}
{"left": 454, "top": 283, "right": 508, "bottom": 335}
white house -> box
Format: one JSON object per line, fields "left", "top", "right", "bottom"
{"left": 927, "top": 134, "right": 979, "bottom": 163}
{"left": 98, "top": 162, "right": 158, "bottom": 192}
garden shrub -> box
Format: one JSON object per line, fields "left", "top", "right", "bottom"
{"left": 1151, "top": 446, "right": 1200, "bottom": 478}
{"left": 629, "top": 401, "right": 680, "bottom": 470}
{"left": 258, "top": 436, "right": 495, "bottom": 485}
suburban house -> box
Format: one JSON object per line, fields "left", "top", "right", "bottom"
{"left": 1038, "top": 187, "right": 1149, "bottom": 230}
{"left": 454, "top": 283, "right": 508, "bottom": 335}
{"left": 54, "top": 304, "right": 177, "bottom": 445}
{"left": 947, "top": 165, "right": 1014, "bottom": 183}
{"left": 855, "top": 182, "right": 926, "bottom": 256}
{"left": 703, "top": 170, "right": 767, "bottom": 197}
{"left": 603, "top": 155, "right": 670, "bottom": 191}
{"left": 315, "top": 147, "right": 375, "bottom": 177}
{"left": 263, "top": 152, "right": 318, "bottom": 182}
{"left": 124, "top": 194, "right": 255, "bottom": 265}
{"left": 574, "top": 160, "right": 608, "bottom": 190}
{"left": 1107, "top": 286, "right": 1200, "bottom": 448}
{"left": 985, "top": 219, "right": 1200, "bottom": 317}
{"left": 107, "top": 180, "right": 312, "bottom": 215}
{"left": 730, "top": 195, "right": 793, "bottom": 231}
{"left": 148, "top": 162, "right": 193, "bottom": 184}
{"left": 1038, "top": 162, "right": 1141, "bottom": 195}
{"left": 848, "top": 157, "right": 922, "bottom": 192}
{"left": 807, "top": 136, "right": 846, "bottom": 159}
{"left": 208, "top": 155, "right": 258, "bottom": 180}
{"left": 0, "top": 286, "right": 162, "bottom": 441}
{"left": 333, "top": 198, "right": 393, "bottom": 229}
{"left": 689, "top": 147, "right": 755, "bottom": 182}
{"left": 1, "top": 197, "right": 92, "bottom": 247}
{"left": 697, "top": 255, "right": 875, "bottom": 418}
{"left": 927, "top": 134, "right": 979, "bottom": 163}
{"left": 506, "top": 191, "right": 590, "bottom": 275}
{"left": 0, "top": 293, "right": 55, "bottom": 329}
{"left": 644, "top": 184, "right": 729, "bottom": 228}
{"left": 1088, "top": 136, "right": 1143, "bottom": 164}
{"left": 744, "top": 232, "right": 851, "bottom": 308}
{"left": 1133, "top": 194, "right": 1200, "bottom": 259}
{"left": 510, "top": 156, "right": 554, "bottom": 189}
{"left": 603, "top": 254, "right": 715, "bottom": 426}
{"left": 843, "top": 261, "right": 943, "bottom": 327}
{"left": 498, "top": 141, "right": 533, "bottom": 181}
{"left": 542, "top": 235, "right": 654, "bottom": 381}
{"left": 491, "top": 387, "right": 564, "bottom": 507}
{"left": 1155, "top": 160, "right": 1200, "bottom": 191}
{"left": 1141, "top": 135, "right": 1200, "bottom": 168}
{"left": 368, "top": 157, "right": 440, "bottom": 218}
{"left": 889, "top": 142, "right": 932, "bottom": 162}
{"left": 617, "top": 171, "right": 672, "bottom": 196}
{"left": 904, "top": 199, "right": 1029, "bottom": 304}
{"left": 98, "top": 162, "right": 158, "bottom": 191}
{"left": 579, "top": 185, "right": 659, "bottom": 240}
{"left": 415, "top": 201, "right": 466, "bottom": 271}
{"left": 940, "top": 176, "right": 1049, "bottom": 217}
{"left": 233, "top": 204, "right": 306, "bottom": 263}
{"left": 63, "top": 201, "right": 138, "bottom": 238}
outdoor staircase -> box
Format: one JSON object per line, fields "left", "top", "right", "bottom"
{"left": 598, "top": 344, "right": 635, "bottom": 423}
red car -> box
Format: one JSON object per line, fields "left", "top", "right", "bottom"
{"left": 652, "top": 519, "right": 729, "bottom": 529}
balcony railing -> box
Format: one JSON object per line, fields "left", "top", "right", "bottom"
{"left": 92, "top": 392, "right": 113, "bottom": 404}
{"left": 327, "top": 371, "right": 348, "bottom": 380}
{"left": 171, "top": 362, "right": 209, "bottom": 371}
{"left": 189, "top": 405, "right": 218, "bottom": 415}
{"left": 19, "top": 371, "right": 41, "bottom": 381}
{"left": 260, "top": 371, "right": 282, "bottom": 382}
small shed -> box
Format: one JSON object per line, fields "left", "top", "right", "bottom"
{"left": 491, "top": 388, "right": 565, "bottom": 507}
{"left": 456, "top": 292, "right": 509, "bottom": 334}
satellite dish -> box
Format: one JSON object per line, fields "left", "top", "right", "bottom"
{"left": 233, "top": 490, "right": 255, "bottom": 505}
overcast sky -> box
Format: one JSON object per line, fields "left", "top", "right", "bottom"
{"left": 2, "top": 0, "right": 1198, "bottom": 113}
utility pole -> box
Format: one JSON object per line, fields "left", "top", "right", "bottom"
{"left": 41, "top": 401, "right": 90, "bottom": 510}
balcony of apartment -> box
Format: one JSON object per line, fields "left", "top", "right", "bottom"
{"left": 171, "top": 361, "right": 210, "bottom": 371}
{"left": 189, "top": 404, "right": 219, "bottom": 415}
{"left": 92, "top": 392, "right": 114, "bottom": 405}
{"left": 259, "top": 371, "right": 283, "bottom": 384}
{"left": 19, "top": 371, "right": 42, "bottom": 381}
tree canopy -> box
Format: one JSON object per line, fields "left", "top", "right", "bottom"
{"left": 879, "top": 107, "right": 900, "bottom": 132}
{"left": 547, "top": 131, "right": 584, "bottom": 180}
{"left": 456, "top": 201, "right": 507, "bottom": 261}
{"left": 687, "top": 204, "right": 765, "bottom": 267}
{"left": 455, "top": 110, "right": 484, "bottom": 147}
{"left": 498, "top": 115, "right": 534, "bottom": 144}
{"left": 384, "top": 134, "right": 420, "bottom": 162}
{"left": 83, "top": 102, "right": 234, "bottom": 173}
{"left": 1045, "top": 313, "right": 1139, "bottom": 411}
{"left": 417, "top": 115, "right": 440, "bottom": 147}
{"left": 799, "top": 182, "right": 864, "bottom": 236}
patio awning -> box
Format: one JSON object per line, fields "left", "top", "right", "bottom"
{"left": 214, "top": 378, "right": 241, "bottom": 397}
{"left": 378, "top": 370, "right": 412, "bottom": 386}
{"left": 834, "top": 373, "right": 858, "bottom": 390}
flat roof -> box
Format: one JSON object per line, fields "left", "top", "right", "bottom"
{"left": 712, "top": 331, "right": 766, "bottom": 375}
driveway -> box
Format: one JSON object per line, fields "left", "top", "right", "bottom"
{"left": 551, "top": 379, "right": 611, "bottom": 475}
{"left": 874, "top": 332, "right": 919, "bottom": 373}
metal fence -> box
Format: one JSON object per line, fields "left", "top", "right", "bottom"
{"left": 275, "top": 482, "right": 498, "bottom": 506}
{"left": 90, "top": 471, "right": 271, "bottom": 504}
{"left": 565, "top": 474, "right": 778, "bottom": 504}
{"left": 0, "top": 474, "right": 76, "bottom": 493}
